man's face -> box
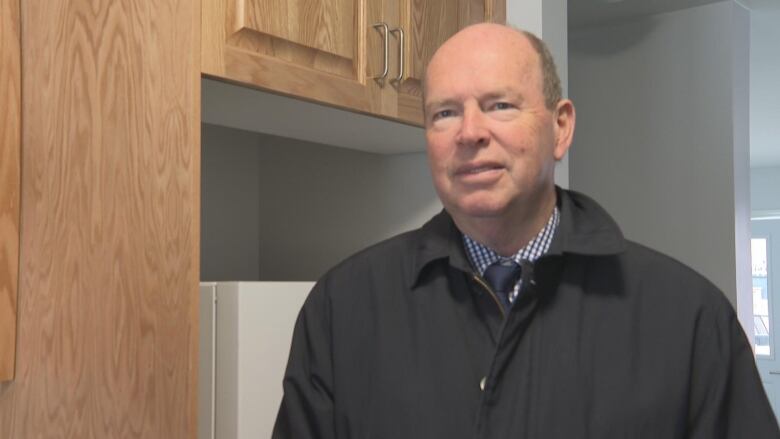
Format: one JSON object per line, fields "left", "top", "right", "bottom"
{"left": 424, "top": 26, "right": 571, "bottom": 224}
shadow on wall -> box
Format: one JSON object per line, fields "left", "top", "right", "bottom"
{"left": 569, "top": 16, "right": 659, "bottom": 56}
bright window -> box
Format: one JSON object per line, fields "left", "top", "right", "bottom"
{"left": 752, "top": 238, "right": 771, "bottom": 356}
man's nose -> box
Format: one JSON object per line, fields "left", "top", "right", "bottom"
{"left": 456, "top": 106, "right": 489, "bottom": 148}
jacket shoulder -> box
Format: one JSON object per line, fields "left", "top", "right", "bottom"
{"left": 619, "top": 240, "right": 735, "bottom": 313}
{"left": 310, "top": 228, "right": 422, "bottom": 301}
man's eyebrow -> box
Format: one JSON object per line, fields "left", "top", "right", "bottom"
{"left": 424, "top": 98, "right": 459, "bottom": 112}
{"left": 481, "top": 90, "right": 523, "bottom": 102}
{"left": 424, "top": 90, "right": 526, "bottom": 114}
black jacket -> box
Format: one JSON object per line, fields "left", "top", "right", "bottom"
{"left": 273, "top": 189, "right": 779, "bottom": 438}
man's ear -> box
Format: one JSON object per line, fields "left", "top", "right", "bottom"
{"left": 553, "top": 99, "right": 576, "bottom": 161}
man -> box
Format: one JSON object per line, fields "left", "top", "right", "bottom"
{"left": 273, "top": 24, "right": 779, "bottom": 438}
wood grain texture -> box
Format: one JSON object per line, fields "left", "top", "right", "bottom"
{"left": 0, "top": 0, "right": 200, "bottom": 437}
{"left": 486, "top": 0, "right": 505, "bottom": 24}
{"left": 407, "top": 0, "right": 466, "bottom": 84}
{"left": 0, "top": 0, "right": 21, "bottom": 383}
{"left": 243, "top": 0, "right": 354, "bottom": 59}
{"left": 227, "top": 28, "right": 355, "bottom": 80}
{"left": 203, "top": 0, "right": 385, "bottom": 116}
{"left": 395, "top": 0, "right": 505, "bottom": 126}
{"left": 404, "top": 0, "right": 504, "bottom": 82}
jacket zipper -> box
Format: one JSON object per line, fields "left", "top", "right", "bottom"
{"left": 472, "top": 275, "right": 506, "bottom": 319}
{"left": 472, "top": 274, "right": 515, "bottom": 438}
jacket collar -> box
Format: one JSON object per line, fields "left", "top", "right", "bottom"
{"left": 409, "top": 187, "right": 628, "bottom": 288}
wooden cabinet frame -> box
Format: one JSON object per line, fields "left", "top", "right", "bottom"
{"left": 1, "top": 0, "right": 200, "bottom": 436}
{"left": 0, "top": 0, "right": 21, "bottom": 383}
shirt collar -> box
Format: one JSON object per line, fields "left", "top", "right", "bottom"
{"left": 462, "top": 207, "right": 559, "bottom": 276}
{"left": 408, "top": 187, "right": 628, "bottom": 289}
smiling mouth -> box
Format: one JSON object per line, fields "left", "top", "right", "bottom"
{"left": 465, "top": 166, "right": 500, "bottom": 174}
{"left": 457, "top": 163, "right": 503, "bottom": 175}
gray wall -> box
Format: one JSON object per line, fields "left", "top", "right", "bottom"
{"left": 750, "top": 7, "right": 780, "bottom": 168}
{"left": 568, "top": 1, "right": 750, "bottom": 310}
{"left": 201, "top": 126, "right": 262, "bottom": 281}
{"left": 752, "top": 166, "right": 780, "bottom": 212}
{"left": 201, "top": 124, "right": 440, "bottom": 281}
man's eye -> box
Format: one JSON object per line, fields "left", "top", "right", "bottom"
{"left": 433, "top": 109, "right": 454, "bottom": 120}
{"left": 493, "top": 102, "right": 513, "bottom": 110}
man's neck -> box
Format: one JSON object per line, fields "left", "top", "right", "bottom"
{"left": 453, "top": 190, "right": 557, "bottom": 257}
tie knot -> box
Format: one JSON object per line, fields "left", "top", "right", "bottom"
{"left": 483, "top": 260, "right": 522, "bottom": 295}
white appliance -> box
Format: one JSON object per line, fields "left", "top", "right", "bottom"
{"left": 199, "top": 282, "right": 313, "bottom": 439}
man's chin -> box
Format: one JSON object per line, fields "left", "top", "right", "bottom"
{"left": 449, "top": 201, "right": 508, "bottom": 220}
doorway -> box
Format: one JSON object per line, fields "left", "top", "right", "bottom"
{"left": 753, "top": 216, "right": 780, "bottom": 419}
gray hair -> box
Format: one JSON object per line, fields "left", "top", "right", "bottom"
{"left": 520, "top": 30, "right": 563, "bottom": 110}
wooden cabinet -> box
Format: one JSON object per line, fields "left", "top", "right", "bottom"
{"left": 202, "top": 0, "right": 504, "bottom": 126}
{"left": 1, "top": 0, "right": 200, "bottom": 436}
{"left": 202, "top": 0, "right": 386, "bottom": 116}
{"left": 0, "top": 0, "right": 21, "bottom": 383}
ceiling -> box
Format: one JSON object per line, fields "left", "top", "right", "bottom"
{"left": 568, "top": 0, "right": 726, "bottom": 28}
{"left": 568, "top": 0, "right": 780, "bottom": 28}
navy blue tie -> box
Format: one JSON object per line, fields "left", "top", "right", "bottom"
{"left": 483, "top": 260, "right": 522, "bottom": 311}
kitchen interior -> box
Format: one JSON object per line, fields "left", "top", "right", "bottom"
{"left": 1, "top": 0, "right": 776, "bottom": 437}
{"left": 200, "top": 0, "right": 780, "bottom": 437}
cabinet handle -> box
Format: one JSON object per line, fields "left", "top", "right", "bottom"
{"left": 373, "top": 22, "right": 390, "bottom": 80}
{"left": 770, "top": 371, "right": 780, "bottom": 375}
{"left": 391, "top": 27, "right": 405, "bottom": 83}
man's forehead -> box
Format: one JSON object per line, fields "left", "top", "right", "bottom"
{"left": 424, "top": 25, "right": 539, "bottom": 94}
{"left": 429, "top": 25, "right": 532, "bottom": 65}
{"left": 441, "top": 23, "right": 528, "bottom": 48}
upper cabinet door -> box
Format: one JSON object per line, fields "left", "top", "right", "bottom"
{"left": 391, "top": 0, "right": 505, "bottom": 125}
{"left": 203, "top": 0, "right": 385, "bottom": 114}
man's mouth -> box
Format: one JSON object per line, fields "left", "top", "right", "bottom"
{"left": 466, "top": 166, "right": 500, "bottom": 174}
{"left": 457, "top": 162, "right": 503, "bottom": 175}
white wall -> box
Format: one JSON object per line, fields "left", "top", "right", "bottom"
{"left": 752, "top": 166, "right": 780, "bottom": 212}
{"left": 568, "top": 1, "right": 750, "bottom": 311}
{"left": 749, "top": 7, "right": 780, "bottom": 167}
{"left": 201, "top": 124, "right": 440, "bottom": 282}
{"left": 733, "top": 2, "right": 752, "bottom": 331}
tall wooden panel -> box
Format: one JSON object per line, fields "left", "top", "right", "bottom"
{"left": 393, "top": 0, "right": 505, "bottom": 124}
{"left": 0, "top": 0, "right": 200, "bottom": 437}
{"left": 0, "top": 0, "right": 21, "bottom": 383}
{"left": 203, "top": 0, "right": 384, "bottom": 115}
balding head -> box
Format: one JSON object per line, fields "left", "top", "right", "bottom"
{"left": 424, "top": 24, "right": 562, "bottom": 111}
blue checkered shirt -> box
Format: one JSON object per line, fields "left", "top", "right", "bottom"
{"left": 462, "top": 207, "right": 560, "bottom": 303}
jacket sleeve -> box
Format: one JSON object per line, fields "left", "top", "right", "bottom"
{"left": 687, "top": 302, "right": 780, "bottom": 438}
{"left": 272, "top": 282, "right": 336, "bottom": 439}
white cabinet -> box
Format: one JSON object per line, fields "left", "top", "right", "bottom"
{"left": 199, "top": 282, "right": 313, "bottom": 439}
